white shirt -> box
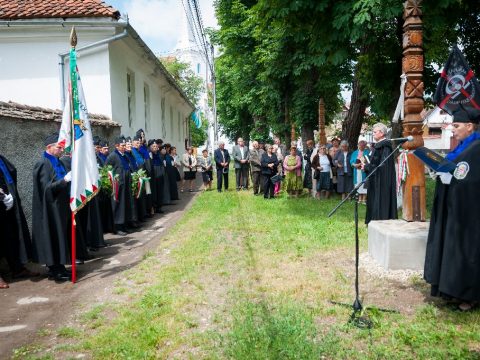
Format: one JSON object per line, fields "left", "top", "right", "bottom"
{"left": 319, "top": 155, "right": 331, "bottom": 172}
{"left": 239, "top": 146, "right": 245, "bottom": 160}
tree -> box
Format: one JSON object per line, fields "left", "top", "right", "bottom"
{"left": 161, "top": 57, "right": 208, "bottom": 147}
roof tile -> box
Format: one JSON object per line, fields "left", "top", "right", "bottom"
{"left": 0, "top": 0, "right": 120, "bottom": 20}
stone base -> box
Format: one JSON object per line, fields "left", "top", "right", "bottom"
{"left": 368, "top": 219, "right": 429, "bottom": 271}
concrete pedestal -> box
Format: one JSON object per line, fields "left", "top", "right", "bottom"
{"left": 368, "top": 219, "right": 429, "bottom": 271}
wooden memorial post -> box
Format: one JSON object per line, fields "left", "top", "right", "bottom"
{"left": 401, "top": 0, "right": 426, "bottom": 221}
{"left": 318, "top": 98, "right": 327, "bottom": 145}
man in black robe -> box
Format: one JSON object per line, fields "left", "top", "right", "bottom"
{"left": 131, "top": 135, "right": 149, "bottom": 220}
{"left": 362, "top": 123, "right": 397, "bottom": 224}
{"left": 105, "top": 136, "right": 134, "bottom": 236}
{"left": 32, "top": 133, "right": 72, "bottom": 281}
{"left": 0, "top": 154, "right": 38, "bottom": 288}
{"left": 424, "top": 110, "right": 480, "bottom": 311}
{"left": 145, "top": 139, "right": 164, "bottom": 214}
{"left": 97, "top": 140, "right": 115, "bottom": 233}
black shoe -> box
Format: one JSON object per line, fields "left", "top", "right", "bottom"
{"left": 115, "top": 230, "right": 127, "bottom": 236}
{"left": 47, "top": 270, "right": 71, "bottom": 281}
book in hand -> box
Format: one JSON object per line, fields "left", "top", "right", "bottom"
{"left": 413, "top": 147, "right": 456, "bottom": 173}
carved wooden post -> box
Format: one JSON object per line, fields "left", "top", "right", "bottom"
{"left": 401, "top": 0, "right": 426, "bottom": 221}
{"left": 318, "top": 98, "right": 327, "bottom": 145}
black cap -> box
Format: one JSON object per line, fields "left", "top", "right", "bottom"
{"left": 93, "top": 136, "right": 101, "bottom": 146}
{"left": 44, "top": 133, "right": 59, "bottom": 146}
{"left": 100, "top": 140, "right": 109, "bottom": 147}
{"left": 125, "top": 136, "right": 132, "bottom": 143}
{"left": 147, "top": 139, "right": 157, "bottom": 147}
{"left": 156, "top": 139, "right": 164, "bottom": 145}
{"left": 114, "top": 135, "right": 126, "bottom": 145}
{"left": 452, "top": 108, "right": 480, "bottom": 124}
{"left": 133, "top": 134, "right": 142, "bottom": 141}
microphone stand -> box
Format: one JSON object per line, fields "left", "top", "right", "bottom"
{"left": 328, "top": 140, "right": 402, "bottom": 328}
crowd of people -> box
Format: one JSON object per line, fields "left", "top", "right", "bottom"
{"left": 0, "top": 128, "right": 197, "bottom": 286}
{"left": 214, "top": 134, "right": 378, "bottom": 203}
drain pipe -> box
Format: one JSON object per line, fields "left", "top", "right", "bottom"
{"left": 59, "top": 29, "right": 128, "bottom": 109}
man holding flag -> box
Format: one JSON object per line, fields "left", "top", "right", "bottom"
{"left": 56, "top": 28, "right": 101, "bottom": 283}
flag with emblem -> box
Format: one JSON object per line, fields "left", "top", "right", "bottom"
{"left": 57, "top": 42, "right": 100, "bottom": 213}
{"left": 434, "top": 45, "right": 480, "bottom": 116}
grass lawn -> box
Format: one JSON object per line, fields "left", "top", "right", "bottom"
{"left": 16, "top": 178, "right": 480, "bottom": 359}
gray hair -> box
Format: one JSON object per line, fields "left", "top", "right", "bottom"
{"left": 340, "top": 140, "right": 349, "bottom": 147}
{"left": 373, "top": 123, "right": 388, "bottom": 136}
{"left": 264, "top": 144, "right": 272, "bottom": 151}
{"left": 217, "top": 141, "right": 225, "bottom": 146}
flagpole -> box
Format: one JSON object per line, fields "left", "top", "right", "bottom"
{"left": 71, "top": 212, "right": 76, "bottom": 283}
{"left": 70, "top": 27, "right": 78, "bottom": 284}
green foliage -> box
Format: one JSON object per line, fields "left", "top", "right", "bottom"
{"left": 161, "top": 57, "right": 204, "bottom": 105}
{"left": 190, "top": 114, "right": 209, "bottom": 147}
{"left": 214, "top": 0, "right": 480, "bottom": 143}
{"left": 161, "top": 57, "right": 208, "bottom": 146}
{"left": 99, "top": 165, "right": 115, "bottom": 195}
{"left": 130, "top": 169, "right": 149, "bottom": 198}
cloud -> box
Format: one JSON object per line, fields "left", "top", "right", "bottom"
{"left": 111, "top": 0, "right": 217, "bottom": 55}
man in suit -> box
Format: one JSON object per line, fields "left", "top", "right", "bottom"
{"left": 249, "top": 141, "right": 264, "bottom": 195}
{"left": 232, "top": 137, "right": 250, "bottom": 190}
{"left": 214, "top": 141, "right": 230, "bottom": 192}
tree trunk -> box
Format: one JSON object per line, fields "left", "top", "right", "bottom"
{"left": 301, "top": 123, "right": 314, "bottom": 150}
{"left": 342, "top": 71, "right": 368, "bottom": 151}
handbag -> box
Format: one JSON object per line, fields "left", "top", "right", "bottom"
{"left": 270, "top": 174, "right": 282, "bottom": 184}
{"left": 314, "top": 169, "right": 321, "bottom": 180}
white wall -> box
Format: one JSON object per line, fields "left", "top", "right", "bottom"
{"left": 109, "top": 38, "right": 192, "bottom": 150}
{"left": 0, "top": 25, "right": 113, "bottom": 116}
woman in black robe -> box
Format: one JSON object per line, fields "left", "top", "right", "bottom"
{"left": 97, "top": 140, "right": 115, "bottom": 233}
{"left": 165, "top": 144, "right": 179, "bottom": 200}
{"left": 146, "top": 140, "right": 164, "bottom": 214}
{"left": 424, "top": 111, "right": 480, "bottom": 311}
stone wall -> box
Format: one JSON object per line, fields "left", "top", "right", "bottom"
{"left": 0, "top": 101, "right": 121, "bottom": 228}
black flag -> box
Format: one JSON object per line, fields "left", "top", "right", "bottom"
{"left": 434, "top": 45, "right": 480, "bottom": 117}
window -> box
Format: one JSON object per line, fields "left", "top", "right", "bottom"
{"left": 161, "top": 97, "right": 166, "bottom": 138}
{"left": 143, "top": 83, "right": 150, "bottom": 131}
{"left": 170, "top": 105, "right": 174, "bottom": 140}
{"left": 197, "top": 63, "right": 201, "bottom": 74}
{"left": 178, "top": 111, "right": 181, "bottom": 141}
{"left": 127, "top": 70, "right": 136, "bottom": 128}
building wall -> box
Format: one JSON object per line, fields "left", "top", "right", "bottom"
{"left": 0, "top": 116, "right": 120, "bottom": 229}
{"left": 0, "top": 25, "right": 114, "bottom": 117}
{"left": 109, "top": 39, "right": 191, "bottom": 151}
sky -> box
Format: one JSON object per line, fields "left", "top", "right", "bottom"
{"left": 107, "top": 0, "right": 218, "bottom": 55}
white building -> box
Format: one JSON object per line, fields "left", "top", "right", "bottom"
{"left": 0, "top": 0, "right": 194, "bottom": 150}
{"left": 422, "top": 107, "right": 453, "bottom": 151}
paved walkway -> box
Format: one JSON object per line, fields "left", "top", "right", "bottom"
{"left": 0, "top": 188, "right": 201, "bottom": 358}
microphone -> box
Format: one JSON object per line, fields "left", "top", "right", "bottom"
{"left": 389, "top": 136, "right": 414, "bottom": 143}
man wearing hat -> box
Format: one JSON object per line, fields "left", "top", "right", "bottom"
{"left": 105, "top": 136, "right": 134, "bottom": 236}
{"left": 424, "top": 109, "right": 480, "bottom": 311}
{"left": 32, "top": 133, "right": 72, "bottom": 281}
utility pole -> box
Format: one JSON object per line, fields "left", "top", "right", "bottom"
{"left": 211, "top": 43, "right": 218, "bottom": 144}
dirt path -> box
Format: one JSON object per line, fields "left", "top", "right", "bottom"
{"left": 0, "top": 190, "right": 200, "bottom": 359}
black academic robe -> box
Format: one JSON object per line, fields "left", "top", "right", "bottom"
{"left": 165, "top": 154, "right": 179, "bottom": 200}
{"left": 96, "top": 154, "right": 115, "bottom": 233}
{"left": 161, "top": 154, "right": 172, "bottom": 205}
{"left": 32, "top": 157, "right": 71, "bottom": 266}
{"left": 145, "top": 153, "right": 164, "bottom": 211}
{"left": 424, "top": 139, "right": 480, "bottom": 302}
{"left": 59, "top": 156, "right": 91, "bottom": 258}
{"left": 105, "top": 150, "right": 133, "bottom": 226}
{"left": 0, "top": 155, "right": 32, "bottom": 271}
{"left": 364, "top": 140, "right": 397, "bottom": 224}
